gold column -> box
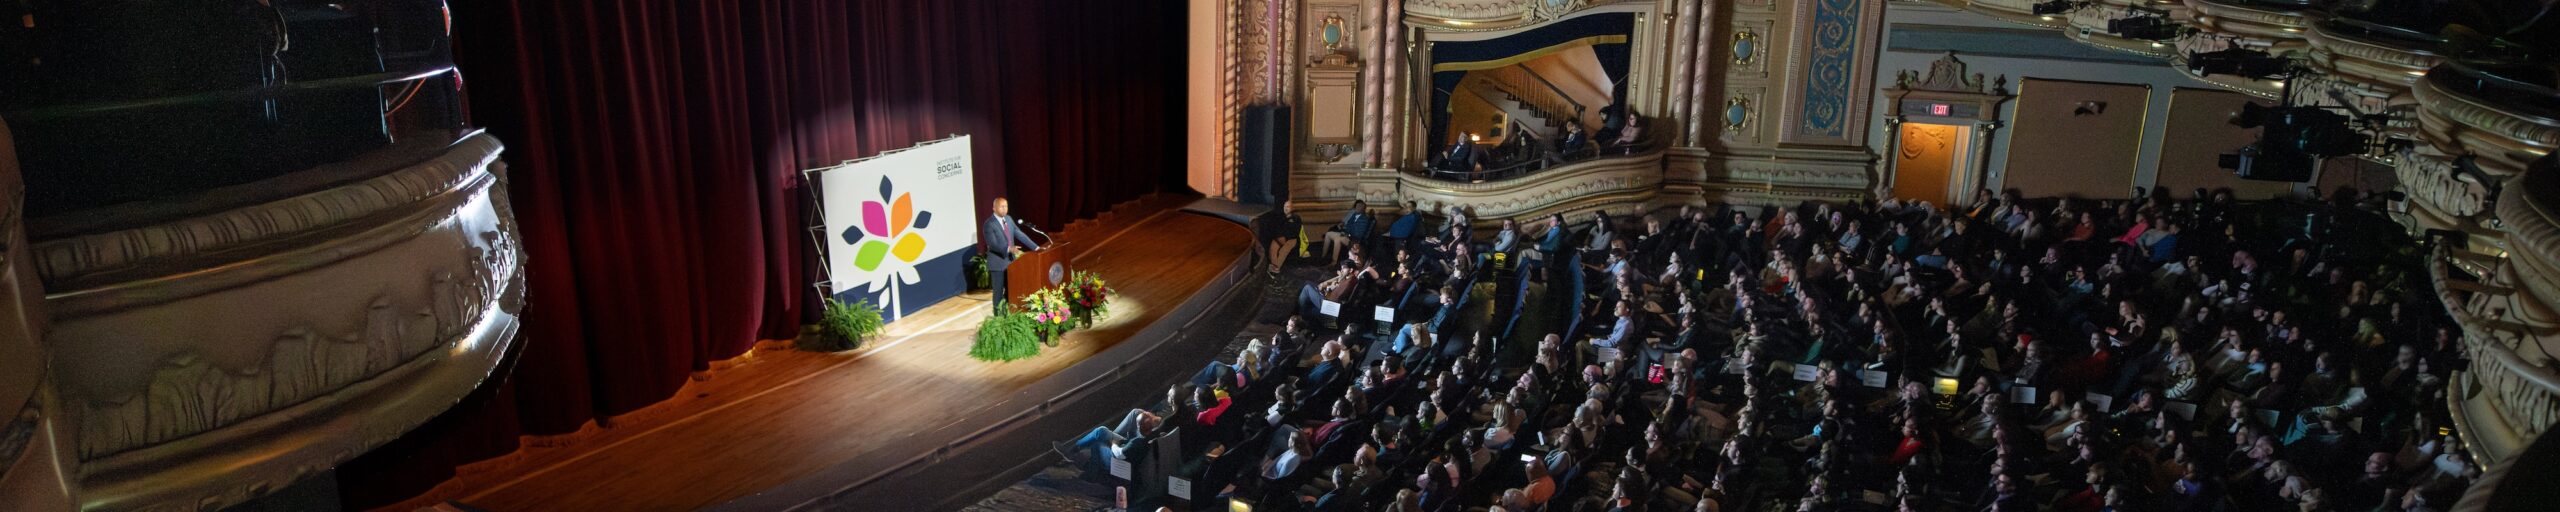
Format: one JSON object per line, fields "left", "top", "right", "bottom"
{"left": 1360, "top": 0, "right": 1384, "bottom": 167}
{"left": 1666, "top": 0, "right": 1699, "bottom": 137}
{"left": 1686, "top": 0, "right": 1719, "bottom": 147}
{"left": 1383, "top": 1, "right": 1405, "bottom": 168}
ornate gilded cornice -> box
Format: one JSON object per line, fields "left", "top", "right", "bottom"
{"left": 2413, "top": 65, "right": 2560, "bottom": 171}
{"left": 1397, "top": 146, "right": 1668, "bottom": 221}
{"left": 2061, "top": 4, "right": 2181, "bottom": 58}
{"left": 2302, "top": 19, "right": 2442, "bottom": 90}
{"left": 1405, "top": 0, "right": 1641, "bottom": 31}
{"left": 1922, "top": 0, "right": 2066, "bottom": 29}
{"left": 39, "top": 134, "right": 525, "bottom": 512}
{"left": 2182, "top": 0, "right": 2313, "bottom": 40}
{"left": 32, "top": 134, "right": 504, "bottom": 293}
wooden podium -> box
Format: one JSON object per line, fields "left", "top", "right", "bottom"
{"left": 1005, "top": 241, "right": 1071, "bottom": 304}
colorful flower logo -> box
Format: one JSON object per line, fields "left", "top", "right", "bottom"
{"left": 841, "top": 176, "right": 933, "bottom": 272}
{"left": 839, "top": 176, "right": 935, "bottom": 317}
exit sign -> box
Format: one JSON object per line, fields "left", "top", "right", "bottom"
{"left": 1929, "top": 103, "right": 1952, "bottom": 116}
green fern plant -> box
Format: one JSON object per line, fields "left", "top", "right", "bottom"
{"left": 970, "top": 311, "right": 1043, "bottom": 362}
{"left": 803, "top": 298, "right": 884, "bottom": 352}
{"left": 967, "top": 253, "right": 992, "bottom": 290}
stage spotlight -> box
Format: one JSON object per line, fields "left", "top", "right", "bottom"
{"left": 2219, "top": 144, "right": 2316, "bottom": 182}
{"left": 2232, "top": 102, "right": 2279, "bottom": 129}
{"left": 2230, "top": 105, "right": 2362, "bottom": 156}
{"left": 2032, "top": 0, "right": 2085, "bottom": 15}
{"left": 2221, "top": 105, "right": 2370, "bottom": 182}
{"left": 2187, "top": 47, "right": 2291, "bottom": 79}
{"left": 2108, "top": 15, "right": 2184, "bottom": 41}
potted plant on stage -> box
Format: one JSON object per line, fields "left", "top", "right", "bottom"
{"left": 1065, "top": 270, "right": 1114, "bottom": 328}
{"left": 802, "top": 298, "right": 884, "bottom": 352}
{"left": 967, "top": 252, "right": 991, "bottom": 291}
{"left": 970, "top": 311, "right": 1042, "bottom": 362}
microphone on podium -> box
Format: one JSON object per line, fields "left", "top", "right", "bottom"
{"left": 1021, "top": 219, "right": 1054, "bottom": 246}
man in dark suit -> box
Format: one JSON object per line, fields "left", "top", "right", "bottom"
{"left": 1558, "top": 123, "right": 1590, "bottom": 159}
{"left": 1438, "top": 132, "right": 1479, "bottom": 174}
{"left": 984, "top": 197, "right": 1041, "bottom": 313}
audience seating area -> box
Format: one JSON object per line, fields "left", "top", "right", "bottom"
{"left": 1052, "top": 187, "right": 2480, "bottom": 512}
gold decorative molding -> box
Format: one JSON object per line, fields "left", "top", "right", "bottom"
{"left": 2396, "top": 151, "right": 2491, "bottom": 220}
{"left": 1396, "top": 146, "right": 1669, "bottom": 221}
{"left": 2183, "top": 0, "right": 2314, "bottom": 37}
{"left": 37, "top": 134, "right": 525, "bottom": 512}
{"left": 2302, "top": 20, "right": 2442, "bottom": 91}
{"left": 1404, "top": 0, "right": 1640, "bottom": 31}
{"left": 1921, "top": 0, "right": 2065, "bottom": 29}
{"left": 32, "top": 135, "right": 503, "bottom": 292}
{"left": 2413, "top": 68, "right": 2560, "bottom": 172}
{"left": 2060, "top": 5, "right": 2180, "bottom": 58}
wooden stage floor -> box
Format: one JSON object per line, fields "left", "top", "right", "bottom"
{"left": 401, "top": 196, "right": 1249, "bottom": 512}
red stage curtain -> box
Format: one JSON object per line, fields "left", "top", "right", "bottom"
{"left": 336, "top": 0, "right": 1185, "bottom": 507}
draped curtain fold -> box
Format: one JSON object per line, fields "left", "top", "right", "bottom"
{"left": 336, "top": 0, "right": 1184, "bottom": 507}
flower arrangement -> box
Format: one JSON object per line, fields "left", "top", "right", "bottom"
{"left": 1021, "top": 287, "right": 1077, "bottom": 341}
{"left": 974, "top": 271, "right": 1113, "bottom": 362}
{"left": 1063, "top": 270, "right": 1114, "bottom": 327}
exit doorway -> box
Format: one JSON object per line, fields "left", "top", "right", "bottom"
{"left": 1891, "top": 122, "right": 1971, "bottom": 207}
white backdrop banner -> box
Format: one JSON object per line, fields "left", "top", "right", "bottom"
{"left": 814, "top": 136, "right": 978, "bottom": 320}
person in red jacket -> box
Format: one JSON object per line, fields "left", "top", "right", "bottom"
{"left": 1194, "top": 386, "right": 1233, "bottom": 426}
{"left": 1889, "top": 418, "right": 1928, "bottom": 466}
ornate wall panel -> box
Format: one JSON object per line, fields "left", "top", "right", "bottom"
{"left": 1728, "top": 20, "right": 1774, "bottom": 79}
{"left": 1722, "top": 88, "right": 1769, "bottom": 146}
{"left": 1778, "top": 0, "right": 1884, "bottom": 146}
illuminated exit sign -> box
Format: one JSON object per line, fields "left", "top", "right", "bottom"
{"left": 1929, "top": 103, "right": 1951, "bottom": 116}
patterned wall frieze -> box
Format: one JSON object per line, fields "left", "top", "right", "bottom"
{"left": 1405, "top": 0, "right": 1644, "bottom": 29}
{"left": 31, "top": 135, "right": 504, "bottom": 291}
{"left": 1395, "top": 150, "right": 1667, "bottom": 221}
{"left": 1710, "top": 158, "right": 1874, "bottom": 189}
{"left": 1408, "top": 0, "right": 1537, "bottom": 21}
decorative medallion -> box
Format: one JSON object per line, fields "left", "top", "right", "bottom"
{"left": 1322, "top": 16, "right": 1346, "bottom": 49}
{"left": 1725, "top": 96, "right": 1752, "bottom": 128}
{"left": 1734, "top": 29, "right": 1760, "bottom": 65}
{"left": 1529, "top": 0, "right": 1585, "bottom": 22}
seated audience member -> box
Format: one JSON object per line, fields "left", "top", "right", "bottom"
{"left": 1258, "top": 199, "right": 1303, "bottom": 275}
{"left": 1438, "top": 133, "right": 1481, "bottom": 174}
{"left": 1298, "top": 262, "right": 1362, "bottom": 319}
{"left": 1557, "top": 123, "right": 1592, "bottom": 160}
{"left": 1325, "top": 200, "right": 1375, "bottom": 266}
